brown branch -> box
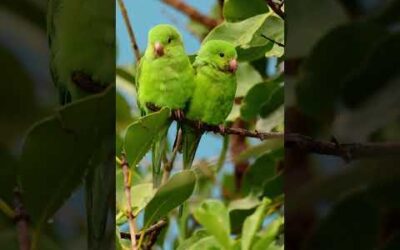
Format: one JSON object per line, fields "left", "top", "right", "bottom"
{"left": 120, "top": 219, "right": 168, "bottom": 241}
{"left": 120, "top": 154, "right": 138, "bottom": 250}
{"left": 117, "top": 0, "right": 141, "bottom": 62}
{"left": 285, "top": 133, "right": 400, "bottom": 161}
{"left": 266, "top": 0, "right": 285, "bottom": 20}
{"left": 145, "top": 104, "right": 284, "bottom": 140}
{"left": 162, "top": 0, "right": 220, "bottom": 29}
{"left": 13, "top": 188, "right": 30, "bottom": 250}
{"left": 71, "top": 71, "right": 107, "bottom": 93}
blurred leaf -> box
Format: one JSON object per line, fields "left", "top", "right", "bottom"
{"left": 253, "top": 216, "right": 283, "bottom": 250}
{"left": 193, "top": 200, "right": 232, "bottom": 249}
{"left": 296, "top": 22, "right": 387, "bottom": 120}
{"left": 228, "top": 195, "right": 260, "bottom": 233}
{"left": 143, "top": 170, "right": 196, "bottom": 227}
{"left": 286, "top": 0, "right": 348, "bottom": 58}
{"left": 372, "top": 0, "right": 400, "bottom": 26}
{"left": 20, "top": 88, "right": 113, "bottom": 226}
{"left": 236, "top": 62, "right": 263, "bottom": 97}
{"left": 116, "top": 91, "right": 134, "bottom": 131}
{"left": 116, "top": 167, "right": 154, "bottom": 215}
{"left": 235, "top": 139, "right": 283, "bottom": 162}
{"left": 223, "top": 0, "right": 268, "bottom": 22}
{"left": 241, "top": 198, "right": 271, "bottom": 250}
{"left": 263, "top": 174, "right": 283, "bottom": 199}
{"left": 0, "top": 229, "right": 58, "bottom": 250}
{"left": 305, "top": 194, "right": 379, "bottom": 250}
{"left": 240, "top": 76, "right": 283, "bottom": 121}
{"left": 124, "top": 108, "right": 171, "bottom": 166}
{"left": 177, "top": 229, "right": 209, "bottom": 250}
{"left": 255, "top": 105, "right": 284, "bottom": 133}
{"left": 242, "top": 152, "right": 280, "bottom": 195}
{"left": 187, "top": 236, "right": 223, "bottom": 250}
{"left": 116, "top": 65, "right": 135, "bottom": 86}
{"left": 0, "top": 149, "right": 17, "bottom": 205}
{"left": 380, "top": 233, "right": 400, "bottom": 250}
{"left": 1, "top": 0, "right": 46, "bottom": 30}
{"left": 342, "top": 32, "right": 400, "bottom": 108}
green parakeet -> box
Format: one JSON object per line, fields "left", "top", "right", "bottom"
{"left": 47, "top": 1, "right": 114, "bottom": 249}
{"left": 183, "top": 40, "right": 238, "bottom": 169}
{"left": 137, "top": 24, "right": 194, "bottom": 187}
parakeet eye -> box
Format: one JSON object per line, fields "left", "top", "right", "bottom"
{"left": 168, "top": 37, "right": 173, "bottom": 43}
{"left": 219, "top": 52, "right": 225, "bottom": 57}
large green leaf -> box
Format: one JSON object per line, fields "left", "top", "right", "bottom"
{"left": 228, "top": 196, "right": 260, "bottom": 233}
{"left": 0, "top": 149, "right": 17, "bottom": 205}
{"left": 187, "top": 236, "right": 223, "bottom": 250}
{"left": 193, "top": 200, "right": 232, "bottom": 249}
{"left": 236, "top": 62, "right": 263, "bottom": 97}
{"left": 19, "top": 88, "right": 114, "bottom": 226}
{"left": 143, "top": 170, "right": 196, "bottom": 227}
{"left": 223, "top": 0, "right": 268, "bottom": 22}
{"left": 204, "top": 13, "right": 283, "bottom": 61}
{"left": 241, "top": 198, "right": 271, "bottom": 250}
{"left": 252, "top": 216, "right": 283, "bottom": 250}
{"left": 177, "top": 229, "right": 209, "bottom": 250}
{"left": 124, "top": 108, "right": 171, "bottom": 166}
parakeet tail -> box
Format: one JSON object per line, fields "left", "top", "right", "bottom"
{"left": 152, "top": 125, "right": 169, "bottom": 187}
{"left": 182, "top": 124, "right": 203, "bottom": 170}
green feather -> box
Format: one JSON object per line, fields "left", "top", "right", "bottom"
{"left": 183, "top": 40, "right": 238, "bottom": 169}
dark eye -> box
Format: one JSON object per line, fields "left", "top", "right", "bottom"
{"left": 168, "top": 37, "right": 173, "bottom": 43}
{"left": 219, "top": 52, "right": 225, "bottom": 57}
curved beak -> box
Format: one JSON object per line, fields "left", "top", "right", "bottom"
{"left": 228, "top": 59, "right": 238, "bottom": 73}
{"left": 154, "top": 42, "right": 164, "bottom": 57}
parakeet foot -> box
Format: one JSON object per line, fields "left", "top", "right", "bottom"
{"left": 173, "top": 109, "right": 185, "bottom": 121}
{"left": 219, "top": 124, "right": 226, "bottom": 135}
{"left": 146, "top": 102, "right": 160, "bottom": 112}
{"left": 195, "top": 121, "right": 204, "bottom": 131}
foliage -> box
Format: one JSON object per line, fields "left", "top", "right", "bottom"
{"left": 116, "top": 0, "right": 284, "bottom": 249}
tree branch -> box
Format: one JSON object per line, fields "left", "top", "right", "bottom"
{"left": 117, "top": 0, "right": 141, "bottom": 62}
{"left": 13, "top": 188, "right": 30, "bottom": 250}
{"left": 266, "top": 0, "right": 285, "bottom": 20}
{"left": 162, "top": 0, "right": 220, "bottom": 29}
{"left": 119, "top": 154, "right": 138, "bottom": 250}
{"left": 162, "top": 128, "right": 182, "bottom": 184}
{"left": 120, "top": 219, "right": 168, "bottom": 241}
{"left": 285, "top": 133, "right": 400, "bottom": 161}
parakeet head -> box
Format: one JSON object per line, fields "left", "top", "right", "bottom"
{"left": 148, "top": 24, "right": 184, "bottom": 58}
{"left": 197, "top": 40, "right": 238, "bottom": 73}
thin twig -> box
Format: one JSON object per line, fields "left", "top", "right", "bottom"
{"left": 261, "top": 34, "right": 285, "bottom": 47}
{"left": 13, "top": 188, "right": 30, "bottom": 250}
{"left": 119, "top": 154, "right": 138, "bottom": 250}
{"left": 266, "top": 0, "right": 285, "bottom": 20}
{"left": 162, "top": 0, "right": 220, "bottom": 29}
{"left": 285, "top": 133, "right": 400, "bottom": 161}
{"left": 120, "top": 220, "right": 168, "bottom": 240}
{"left": 117, "top": 0, "right": 141, "bottom": 62}
{"left": 162, "top": 128, "right": 182, "bottom": 184}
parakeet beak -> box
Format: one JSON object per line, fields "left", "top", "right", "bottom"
{"left": 154, "top": 42, "right": 164, "bottom": 57}
{"left": 228, "top": 59, "right": 238, "bottom": 73}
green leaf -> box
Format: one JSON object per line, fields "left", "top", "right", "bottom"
{"left": 20, "top": 89, "right": 114, "bottom": 226}
{"left": 124, "top": 108, "right": 171, "bottom": 166}
{"left": 204, "top": 13, "right": 283, "bottom": 61}
{"left": 236, "top": 62, "right": 263, "bottom": 97}
{"left": 228, "top": 196, "right": 260, "bottom": 233}
{"left": 223, "top": 0, "right": 268, "bottom": 22}
{"left": 252, "top": 216, "right": 283, "bottom": 250}
{"left": 143, "top": 170, "right": 196, "bottom": 227}
{"left": 177, "top": 229, "right": 209, "bottom": 250}
{"left": 263, "top": 174, "right": 283, "bottom": 200}
{"left": 242, "top": 152, "right": 280, "bottom": 195}
{"left": 187, "top": 236, "right": 223, "bottom": 250}
{"left": 240, "top": 76, "right": 283, "bottom": 121}
{"left": 193, "top": 200, "right": 232, "bottom": 249}
{"left": 241, "top": 198, "right": 271, "bottom": 250}
{"left": 116, "top": 168, "right": 155, "bottom": 215}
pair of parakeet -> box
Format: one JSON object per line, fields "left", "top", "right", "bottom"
{"left": 137, "top": 24, "right": 238, "bottom": 184}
